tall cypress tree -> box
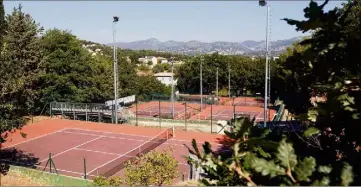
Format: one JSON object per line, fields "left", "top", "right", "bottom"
{"left": 0, "top": 3, "right": 43, "bottom": 176}
{"left": 0, "top": 0, "right": 5, "bottom": 50}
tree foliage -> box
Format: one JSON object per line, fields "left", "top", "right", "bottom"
{"left": 176, "top": 53, "right": 267, "bottom": 96}
{"left": 0, "top": 3, "right": 42, "bottom": 175}
{"left": 124, "top": 148, "right": 179, "bottom": 186}
{"left": 93, "top": 148, "right": 179, "bottom": 186}
{"left": 271, "top": 0, "right": 360, "bottom": 183}
{"left": 187, "top": 117, "right": 354, "bottom": 186}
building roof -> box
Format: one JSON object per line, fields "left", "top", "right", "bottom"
{"left": 154, "top": 72, "right": 174, "bottom": 77}
{"left": 145, "top": 56, "right": 156, "bottom": 59}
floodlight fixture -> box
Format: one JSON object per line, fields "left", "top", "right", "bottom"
{"left": 259, "top": 0, "right": 267, "bottom": 7}
{"left": 113, "top": 16, "right": 119, "bottom": 23}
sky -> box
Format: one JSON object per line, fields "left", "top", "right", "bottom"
{"left": 4, "top": 1, "right": 345, "bottom": 44}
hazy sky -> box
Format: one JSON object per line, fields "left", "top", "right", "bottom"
{"left": 4, "top": 1, "right": 345, "bottom": 44}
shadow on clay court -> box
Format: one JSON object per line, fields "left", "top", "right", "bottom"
{"left": 0, "top": 148, "right": 40, "bottom": 169}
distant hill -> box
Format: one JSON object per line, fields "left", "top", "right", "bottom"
{"left": 106, "top": 36, "right": 304, "bottom": 56}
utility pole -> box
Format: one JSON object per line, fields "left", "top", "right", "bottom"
{"left": 200, "top": 55, "right": 203, "bottom": 110}
{"left": 171, "top": 57, "right": 175, "bottom": 118}
{"left": 112, "top": 16, "right": 119, "bottom": 124}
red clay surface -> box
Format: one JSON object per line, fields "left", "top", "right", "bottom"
{"left": 132, "top": 101, "right": 202, "bottom": 119}
{"left": 132, "top": 96, "right": 273, "bottom": 121}
{"left": 1, "top": 119, "right": 224, "bottom": 181}
{"left": 190, "top": 105, "right": 277, "bottom": 122}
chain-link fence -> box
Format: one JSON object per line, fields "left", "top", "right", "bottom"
{"left": 48, "top": 94, "right": 284, "bottom": 134}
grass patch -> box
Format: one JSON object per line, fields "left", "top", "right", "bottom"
{"left": 2, "top": 165, "right": 92, "bottom": 186}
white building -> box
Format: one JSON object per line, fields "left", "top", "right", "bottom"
{"left": 138, "top": 56, "right": 158, "bottom": 67}
{"left": 154, "top": 72, "right": 177, "bottom": 86}
{"left": 157, "top": 57, "right": 168, "bottom": 64}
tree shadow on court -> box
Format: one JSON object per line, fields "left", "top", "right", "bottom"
{"left": 0, "top": 148, "right": 40, "bottom": 170}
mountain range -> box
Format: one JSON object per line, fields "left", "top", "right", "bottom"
{"left": 107, "top": 36, "right": 304, "bottom": 56}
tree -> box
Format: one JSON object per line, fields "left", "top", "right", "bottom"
{"left": 0, "top": 3, "right": 42, "bottom": 176}
{"left": 152, "top": 63, "right": 171, "bottom": 74}
{"left": 124, "top": 148, "right": 179, "bottom": 186}
{"left": 37, "top": 29, "right": 101, "bottom": 106}
{"left": 0, "top": 0, "right": 5, "bottom": 50}
{"left": 271, "top": 0, "right": 360, "bottom": 183}
{"left": 187, "top": 117, "right": 354, "bottom": 186}
{"left": 175, "top": 53, "right": 264, "bottom": 96}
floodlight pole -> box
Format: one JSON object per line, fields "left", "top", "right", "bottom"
{"left": 216, "top": 67, "right": 219, "bottom": 99}
{"left": 228, "top": 62, "right": 231, "bottom": 98}
{"left": 113, "top": 16, "right": 119, "bottom": 124}
{"left": 171, "top": 57, "right": 175, "bottom": 118}
{"left": 259, "top": 1, "right": 270, "bottom": 128}
{"left": 200, "top": 55, "right": 203, "bottom": 110}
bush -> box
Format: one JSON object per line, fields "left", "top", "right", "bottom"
{"left": 124, "top": 147, "right": 179, "bottom": 186}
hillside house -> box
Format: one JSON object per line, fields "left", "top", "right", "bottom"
{"left": 154, "top": 72, "right": 177, "bottom": 86}
{"left": 157, "top": 57, "right": 168, "bottom": 64}
{"left": 138, "top": 56, "right": 158, "bottom": 67}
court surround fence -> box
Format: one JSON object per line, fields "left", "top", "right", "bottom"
{"left": 47, "top": 94, "right": 281, "bottom": 134}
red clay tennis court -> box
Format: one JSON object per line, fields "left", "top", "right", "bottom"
{"left": 190, "top": 105, "right": 277, "bottom": 122}
{"left": 132, "top": 101, "right": 202, "bottom": 119}
{"left": 0, "top": 119, "right": 223, "bottom": 182}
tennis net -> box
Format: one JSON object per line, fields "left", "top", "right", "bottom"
{"left": 96, "top": 127, "right": 174, "bottom": 178}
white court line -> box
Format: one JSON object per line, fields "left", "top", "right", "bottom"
{"left": 2, "top": 128, "right": 66, "bottom": 149}
{"left": 63, "top": 127, "right": 223, "bottom": 146}
{"left": 74, "top": 148, "right": 121, "bottom": 156}
{"left": 87, "top": 130, "right": 170, "bottom": 175}
{"left": 62, "top": 130, "right": 204, "bottom": 147}
{"left": 39, "top": 136, "right": 103, "bottom": 163}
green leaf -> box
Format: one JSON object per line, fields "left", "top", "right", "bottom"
{"left": 253, "top": 147, "right": 271, "bottom": 158}
{"left": 303, "top": 127, "right": 320, "bottom": 137}
{"left": 341, "top": 163, "right": 353, "bottom": 186}
{"left": 307, "top": 109, "right": 319, "bottom": 122}
{"left": 294, "top": 157, "right": 316, "bottom": 182}
{"left": 312, "top": 177, "right": 330, "bottom": 186}
{"left": 317, "top": 165, "right": 332, "bottom": 174}
{"left": 276, "top": 139, "right": 298, "bottom": 170}
{"left": 251, "top": 157, "right": 286, "bottom": 177}
{"left": 191, "top": 139, "right": 202, "bottom": 158}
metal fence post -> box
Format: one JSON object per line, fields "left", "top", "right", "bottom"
{"left": 61, "top": 103, "right": 64, "bottom": 119}
{"left": 83, "top": 158, "right": 87, "bottom": 179}
{"left": 50, "top": 102, "right": 52, "bottom": 118}
{"left": 85, "top": 104, "right": 88, "bottom": 121}
{"left": 73, "top": 104, "right": 76, "bottom": 120}
{"left": 185, "top": 102, "right": 187, "bottom": 131}
{"left": 98, "top": 112, "right": 101, "bottom": 123}
{"left": 136, "top": 96, "right": 138, "bottom": 126}
{"left": 210, "top": 102, "right": 213, "bottom": 133}
{"left": 159, "top": 100, "right": 161, "bottom": 128}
